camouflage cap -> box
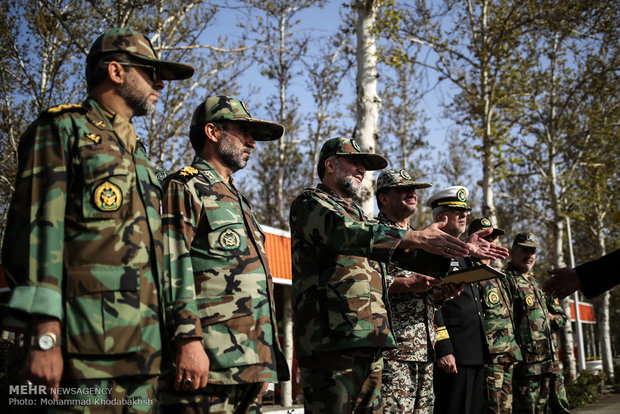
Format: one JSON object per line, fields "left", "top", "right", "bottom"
{"left": 318, "top": 137, "right": 388, "bottom": 173}
{"left": 426, "top": 185, "right": 472, "bottom": 211}
{"left": 190, "top": 96, "right": 284, "bottom": 141}
{"left": 87, "top": 28, "right": 194, "bottom": 80}
{"left": 376, "top": 169, "right": 431, "bottom": 192}
{"left": 467, "top": 217, "right": 505, "bottom": 237}
{"left": 513, "top": 232, "right": 537, "bottom": 248}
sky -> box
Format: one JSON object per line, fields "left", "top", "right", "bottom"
{"left": 199, "top": 0, "right": 462, "bottom": 186}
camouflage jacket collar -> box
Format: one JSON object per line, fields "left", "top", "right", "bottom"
{"left": 505, "top": 262, "right": 528, "bottom": 278}
{"left": 316, "top": 183, "right": 368, "bottom": 221}
{"left": 191, "top": 156, "right": 223, "bottom": 184}
{"left": 83, "top": 98, "right": 115, "bottom": 132}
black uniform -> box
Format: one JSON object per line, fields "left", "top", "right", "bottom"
{"left": 433, "top": 258, "right": 489, "bottom": 414}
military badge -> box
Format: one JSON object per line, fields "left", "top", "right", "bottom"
{"left": 85, "top": 133, "right": 101, "bottom": 144}
{"left": 481, "top": 218, "right": 491, "bottom": 227}
{"left": 351, "top": 139, "right": 361, "bottom": 152}
{"left": 94, "top": 120, "right": 106, "bottom": 128}
{"left": 457, "top": 188, "right": 467, "bottom": 202}
{"left": 204, "top": 171, "right": 216, "bottom": 181}
{"left": 525, "top": 295, "right": 535, "bottom": 306}
{"left": 400, "top": 169, "right": 411, "bottom": 180}
{"left": 179, "top": 166, "right": 199, "bottom": 176}
{"left": 219, "top": 229, "right": 241, "bottom": 250}
{"left": 156, "top": 170, "right": 168, "bottom": 182}
{"left": 488, "top": 290, "right": 500, "bottom": 305}
{"left": 94, "top": 182, "right": 122, "bottom": 211}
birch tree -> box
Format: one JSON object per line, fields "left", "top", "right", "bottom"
{"left": 353, "top": 0, "right": 381, "bottom": 215}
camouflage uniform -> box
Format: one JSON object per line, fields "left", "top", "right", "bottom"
{"left": 504, "top": 262, "right": 568, "bottom": 414}
{"left": 290, "top": 183, "right": 404, "bottom": 414}
{"left": 2, "top": 97, "right": 166, "bottom": 411}
{"left": 479, "top": 274, "right": 522, "bottom": 414}
{"left": 1, "top": 28, "right": 194, "bottom": 413}
{"left": 160, "top": 96, "right": 288, "bottom": 413}
{"left": 376, "top": 212, "right": 440, "bottom": 414}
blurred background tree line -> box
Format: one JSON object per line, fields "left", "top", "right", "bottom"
{"left": 0, "top": 0, "right": 618, "bottom": 386}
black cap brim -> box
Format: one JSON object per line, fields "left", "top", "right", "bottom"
{"left": 246, "top": 119, "right": 285, "bottom": 141}
{"left": 133, "top": 55, "right": 195, "bottom": 80}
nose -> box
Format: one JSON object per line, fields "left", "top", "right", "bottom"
{"left": 154, "top": 79, "right": 165, "bottom": 91}
{"left": 245, "top": 132, "right": 256, "bottom": 148}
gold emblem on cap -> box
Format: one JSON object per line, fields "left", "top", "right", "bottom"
{"left": 481, "top": 218, "right": 491, "bottom": 227}
{"left": 488, "top": 290, "right": 500, "bottom": 305}
{"left": 94, "top": 181, "right": 122, "bottom": 212}
{"left": 400, "top": 170, "right": 411, "bottom": 180}
{"left": 526, "top": 233, "right": 534, "bottom": 241}
{"left": 525, "top": 295, "right": 534, "bottom": 306}
{"left": 351, "top": 139, "right": 361, "bottom": 152}
{"left": 457, "top": 188, "right": 467, "bottom": 201}
{"left": 219, "top": 229, "right": 241, "bottom": 250}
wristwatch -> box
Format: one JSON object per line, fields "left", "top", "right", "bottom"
{"left": 30, "top": 332, "right": 60, "bottom": 350}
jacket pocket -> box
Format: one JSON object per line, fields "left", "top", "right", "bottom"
{"left": 203, "top": 206, "right": 249, "bottom": 257}
{"left": 325, "top": 277, "right": 371, "bottom": 331}
{"left": 81, "top": 156, "right": 133, "bottom": 220}
{"left": 64, "top": 266, "right": 142, "bottom": 355}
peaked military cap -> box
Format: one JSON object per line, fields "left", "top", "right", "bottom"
{"left": 318, "top": 137, "right": 388, "bottom": 173}
{"left": 190, "top": 95, "right": 284, "bottom": 141}
{"left": 513, "top": 232, "right": 538, "bottom": 248}
{"left": 426, "top": 185, "right": 471, "bottom": 211}
{"left": 87, "top": 28, "right": 194, "bottom": 80}
{"left": 468, "top": 217, "right": 505, "bottom": 237}
{"left": 376, "top": 169, "right": 431, "bottom": 192}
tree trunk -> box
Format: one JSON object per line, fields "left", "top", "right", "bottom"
{"left": 276, "top": 11, "right": 288, "bottom": 229}
{"left": 280, "top": 286, "right": 294, "bottom": 405}
{"left": 353, "top": 0, "right": 380, "bottom": 215}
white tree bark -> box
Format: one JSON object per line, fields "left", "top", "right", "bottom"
{"left": 354, "top": 0, "right": 380, "bottom": 215}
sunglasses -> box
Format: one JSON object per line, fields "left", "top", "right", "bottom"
{"left": 106, "top": 61, "right": 161, "bottom": 82}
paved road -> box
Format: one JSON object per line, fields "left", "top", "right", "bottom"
{"left": 572, "top": 393, "right": 620, "bottom": 413}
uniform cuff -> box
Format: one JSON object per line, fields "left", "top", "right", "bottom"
{"left": 8, "top": 285, "right": 63, "bottom": 320}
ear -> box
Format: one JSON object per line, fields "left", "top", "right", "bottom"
{"left": 106, "top": 61, "right": 126, "bottom": 86}
{"left": 377, "top": 192, "right": 388, "bottom": 208}
{"left": 324, "top": 157, "right": 336, "bottom": 175}
{"left": 204, "top": 123, "right": 221, "bottom": 144}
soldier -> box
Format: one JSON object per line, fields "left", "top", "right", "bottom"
{"left": 469, "top": 218, "right": 522, "bottom": 414}
{"left": 1, "top": 27, "right": 193, "bottom": 412}
{"left": 289, "top": 139, "right": 506, "bottom": 413}
{"left": 430, "top": 187, "right": 489, "bottom": 414}
{"left": 504, "top": 233, "right": 568, "bottom": 413}
{"left": 375, "top": 169, "right": 463, "bottom": 414}
{"left": 160, "top": 95, "right": 289, "bottom": 413}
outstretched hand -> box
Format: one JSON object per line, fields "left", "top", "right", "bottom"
{"left": 543, "top": 268, "right": 580, "bottom": 299}
{"left": 464, "top": 228, "right": 509, "bottom": 260}
{"left": 404, "top": 217, "right": 469, "bottom": 258}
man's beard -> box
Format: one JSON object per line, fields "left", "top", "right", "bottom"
{"left": 219, "top": 133, "right": 248, "bottom": 172}
{"left": 118, "top": 75, "right": 156, "bottom": 116}
{"left": 336, "top": 175, "right": 361, "bottom": 198}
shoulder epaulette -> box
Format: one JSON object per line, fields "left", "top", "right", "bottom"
{"left": 43, "top": 103, "right": 84, "bottom": 116}
{"left": 179, "top": 166, "right": 199, "bottom": 177}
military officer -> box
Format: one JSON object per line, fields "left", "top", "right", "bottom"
{"left": 430, "top": 187, "right": 489, "bottom": 414}
{"left": 504, "top": 233, "right": 568, "bottom": 413}
{"left": 469, "top": 218, "right": 523, "bottom": 414}
{"left": 289, "top": 139, "right": 506, "bottom": 413}
{"left": 1, "top": 28, "right": 193, "bottom": 412}
{"left": 375, "top": 170, "right": 463, "bottom": 414}
{"left": 160, "top": 96, "right": 289, "bottom": 413}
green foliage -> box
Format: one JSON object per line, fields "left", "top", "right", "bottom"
{"left": 566, "top": 370, "right": 607, "bottom": 408}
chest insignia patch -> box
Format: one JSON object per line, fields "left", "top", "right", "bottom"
{"left": 219, "top": 229, "right": 241, "bottom": 250}
{"left": 85, "top": 133, "right": 101, "bottom": 144}
{"left": 525, "top": 295, "right": 535, "bottom": 307}
{"left": 488, "top": 290, "right": 500, "bottom": 305}
{"left": 94, "top": 181, "right": 122, "bottom": 211}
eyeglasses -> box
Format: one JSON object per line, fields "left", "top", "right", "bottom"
{"left": 105, "top": 61, "right": 161, "bottom": 82}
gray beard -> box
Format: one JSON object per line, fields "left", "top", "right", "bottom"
{"left": 118, "top": 81, "right": 155, "bottom": 116}
{"left": 218, "top": 135, "right": 248, "bottom": 172}
{"left": 336, "top": 175, "right": 361, "bottom": 198}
